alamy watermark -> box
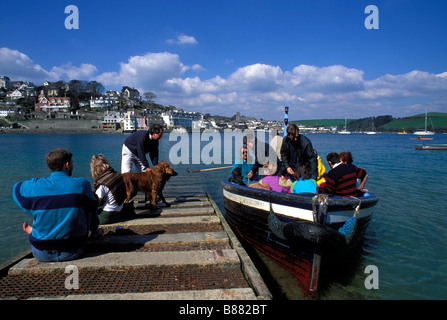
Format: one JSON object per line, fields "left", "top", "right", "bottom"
{"left": 64, "top": 5, "right": 79, "bottom": 30}
{"left": 365, "top": 5, "right": 379, "bottom": 30}
{"left": 168, "top": 129, "right": 280, "bottom": 174}
{"left": 364, "top": 265, "right": 379, "bottom": 289}
{"left": 65, "top": 5, "right": 379, "bottom": 31}
{"left": 64, "top": 265, "right": 79, "bottom": 290}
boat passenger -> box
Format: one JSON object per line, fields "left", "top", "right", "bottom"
{"left": 280, "top": 124, "right": 318, "bottom": 182}
{"left": 255, "top": 162, "right": 290, "bottom": 193}
{"left": 245, "top": 132, "right": 279, "bottom": 181}
{"left": 323, "top": 152, "right": 368, "bottom": 197}
{"left": 230, "top": 146, "right": 254, "bottom": 186}
{"left": 339, "top": 151, "right": 368, "bottom": 193}
{"left": 289, "top": 164, "right": 318, "bottom": 194}
{"left": 314, "top": 149, "right": 326, "bottom": 188}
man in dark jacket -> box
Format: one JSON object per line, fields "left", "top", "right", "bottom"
{"left": 121, "top": 124, "right": 163, "bottom": 173}
{"left": 280, "top": 124, "right": 318, "bottom": 181}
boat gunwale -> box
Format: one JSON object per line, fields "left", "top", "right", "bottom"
{"left": 221, "top": 176, "right": 379, "bottom": 211}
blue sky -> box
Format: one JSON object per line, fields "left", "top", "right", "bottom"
{"left": 1, "top": 0, "right": 447, "bottom": 120}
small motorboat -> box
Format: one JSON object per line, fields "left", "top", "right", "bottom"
{"left": 222, "top": 177, "right": 379, "bottom": 295}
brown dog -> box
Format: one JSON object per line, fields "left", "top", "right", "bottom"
{"left": 121, "top": 161, "right": 178, "bottom": 209}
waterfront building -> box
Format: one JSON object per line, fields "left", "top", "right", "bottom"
{"left": 122, "top": 110, "right": 136, "bottom": 132}
{"left": 90, "top": 96, "right": 117, "bottom": 108}
{"left": 161, "top": 110, "right": 204, "bottom": 129}
{"left": 34, "top": 90, "right": 70, "bottom": 113}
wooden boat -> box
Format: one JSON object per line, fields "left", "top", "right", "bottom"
{"left": 415, "top": 144, "right": 447, "bottom": 150}
{"left": 222, "top": 177, "right": 379, "bottom": 295}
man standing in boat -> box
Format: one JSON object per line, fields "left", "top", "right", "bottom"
{"left": 280, "top": 124, "right": 318, "bottom": 181}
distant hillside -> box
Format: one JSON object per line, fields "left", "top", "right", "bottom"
{"left": 292, "top": 112, "right": 447, "bottom": 133}
{"left": 381, "top": 112, "right": 447, "bottom": 132}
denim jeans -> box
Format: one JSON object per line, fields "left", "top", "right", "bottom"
{"left": 31, "top": 246, "right": 85, "bottom": 262}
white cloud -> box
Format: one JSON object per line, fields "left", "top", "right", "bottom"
{"left": 49, "top": 63, "right": 98, "bottom": 80}
{"left": 166, "top": 33, "right": 198, "bottom": 45}
{"left": 0, "top": 47, "right": 50, "bottom": 83}
{"left": 96, "top": 52, "right": 190, "bottom": 91}
{"left": 2, "top": 47, "right": 447, "bottom": 119}
{"left": 0, "top": 47, "right": 98, "bottom": 84}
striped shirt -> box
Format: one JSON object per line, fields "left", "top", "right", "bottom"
{"left": 323, "top": 163, "right": 367, "bottom": 197}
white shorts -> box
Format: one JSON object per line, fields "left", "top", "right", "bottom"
{"left": 121, "top": 144, "right": 147, "bottom": 173}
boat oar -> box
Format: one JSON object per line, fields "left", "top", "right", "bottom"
{"left": 338, "top": 199, "right": 362, "bottom": 244}
{"left": 186, "top": 166, "right": 233, "bottom": 173}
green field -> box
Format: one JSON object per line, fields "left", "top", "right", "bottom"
{"left": 381, "top": 112, "right": 447, "bottom": 131}
{"left": 292, "top": 112, "right": 447, "bottom": 132}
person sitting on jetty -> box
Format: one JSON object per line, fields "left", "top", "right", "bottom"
{"left": 121, "top": 123, "right": 163, "bottom": 173}
{"left": 323, "top": 152, "right": 368, "bottom": 197}
{"left": 230, "top": 146, "right": 254, "bottom": 186}
{"left": 289, "top": 163, "right": 318, "bottom": 194}
{"left": 91, "top": 154, "right": 127, "bottom": 224}
{"left": 13, "top": 148, "right": 102, "bottom": 262}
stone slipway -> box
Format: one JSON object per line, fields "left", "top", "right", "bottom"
{"left": 0, "top": 181, "right": 271, "bottom": 300}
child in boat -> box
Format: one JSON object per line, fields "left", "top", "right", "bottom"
{"left": 251, "top": 162, "right": 290, "bottom": 193}
{"left": 289, "top": 163, "right": 318, "bottom": 194}
{"left": 90, "top": 154, "right": 127, "bottom": 224}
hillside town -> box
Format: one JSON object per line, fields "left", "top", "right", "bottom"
{"left": 0, "top": 76, "right": 292, "bottom": 133}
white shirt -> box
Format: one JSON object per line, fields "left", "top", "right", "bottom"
{"left": 95, "top": 185, "right": 123, "bottom": 212}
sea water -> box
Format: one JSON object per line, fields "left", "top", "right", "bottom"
{"left": 1, "top": 132, "right": 446, "bottom": 300}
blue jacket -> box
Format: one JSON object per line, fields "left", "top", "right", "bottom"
{"left": 231, "top": 159, "right": 254, "bottom": 185}
{"left": 13, "top": 171, "right": 99, "bottom": 251}
{"left": 124, "top": 130, "right": 159, "bottom": 169}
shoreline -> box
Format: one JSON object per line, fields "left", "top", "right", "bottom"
{"left": 1, "top": 128, "right": 107, "bottom": 134}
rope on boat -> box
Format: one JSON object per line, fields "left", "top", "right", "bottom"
{"left": 338, "top": 198, "right": 362, "bottom": 244}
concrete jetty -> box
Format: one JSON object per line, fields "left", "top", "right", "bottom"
{"left": 0, "top": 178, "right": 271, "bottom": 300}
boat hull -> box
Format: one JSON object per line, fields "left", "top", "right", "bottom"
{"left": 415, "top": 144, "right": 447, "bottom": 150}
{"left": 222, "top": 177, "right": 379, "bottom": 294}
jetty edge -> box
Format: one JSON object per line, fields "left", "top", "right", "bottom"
{"left": 0, "top": 178, "right": 272, "bottom": 301}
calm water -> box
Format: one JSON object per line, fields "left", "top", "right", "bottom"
{"left": 1, "top": 132, "right": 446, "bottom": 300}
